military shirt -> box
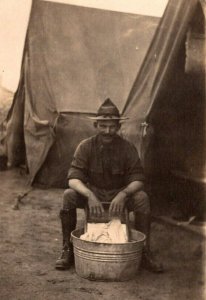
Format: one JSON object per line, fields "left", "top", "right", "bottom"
{"left": 68, "top": 134, "right": 145, "bottom": 190}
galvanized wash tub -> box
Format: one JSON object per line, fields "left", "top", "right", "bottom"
{"left": 71, "top": 228, "right": 146, "bottom": 281}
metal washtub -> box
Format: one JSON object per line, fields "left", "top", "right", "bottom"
{"left": 71, "top": 228, "right": 146, "bottom": 281}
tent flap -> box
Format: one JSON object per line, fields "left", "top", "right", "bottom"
{"left": 121, "top": 0, "right": 198, "bottom": 161}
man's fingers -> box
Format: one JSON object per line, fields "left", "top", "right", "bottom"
{"left": 109, "top": 203, "right": 124, "bottom": 216}
{"left": 110, "top": 203, "right": 118, "bottom": 216}
{"left": 118, "top": 205, "right": 124, "bottom": 214}
{"left": 109, "top": 203, "right": 114, "bottom": 215}
{"left": 115, "top": 205, "right": 122, "bottom": 216}
{"left": 92, "top": 205, "right": 102, "bottom": 216}
{"left": 94, "top": 206, "right": 99, "bottom": 216}
{"left": 96, "top": 206, "right": 102, "bottom": 217}
{"left": 100, "top": 205, "right": 104, "bottom": 214}
{"left": 98, "top": 204, "right": 105, "bottom": 216}
{"left": 89, "top": 206, "right": 94, "bottom": 216}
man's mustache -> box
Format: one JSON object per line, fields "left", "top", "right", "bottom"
{"left": 101, "top": 134, "right": 113, "bottom": 137}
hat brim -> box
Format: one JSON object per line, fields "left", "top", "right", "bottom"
{"left": 88, "top": 116, "right": 129, "bottom": 120}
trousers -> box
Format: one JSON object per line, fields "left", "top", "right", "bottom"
{"left": 62, "top": 187, "right": 150, "bottom": 214}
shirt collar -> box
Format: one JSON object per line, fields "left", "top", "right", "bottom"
{"left": 96, "top": 134, "right": 120, "bottom": 150}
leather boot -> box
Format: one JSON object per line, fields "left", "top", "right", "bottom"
{"left": 55, "top": 209, "right": 76, "bottom": 270}
{"left": 134, "top": 212, "right": 164, "bottom": 273}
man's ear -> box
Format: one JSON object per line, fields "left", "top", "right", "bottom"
{"left": 93, "top": 122, "right": 97, "bottom": 128}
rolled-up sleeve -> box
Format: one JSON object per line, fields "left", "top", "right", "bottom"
{"left": 67, "top": 140, "right": 89, "bottom": 183}
{"left": 124, "top": 143, "right": 145, "bottom": 185}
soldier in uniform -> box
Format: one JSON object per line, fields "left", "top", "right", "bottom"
{"left": 55, "top": 98, "right": 163, "bottom": 273}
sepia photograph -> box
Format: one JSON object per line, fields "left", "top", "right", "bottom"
{"left": 0, "top": 0, "right": 205, "bottom": 299}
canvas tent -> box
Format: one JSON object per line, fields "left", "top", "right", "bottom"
{"left": 1, "top": 0, "right": 161, "bottom": 185}
{"left": 0, "top": 0, "right": 205, "bottom": 218}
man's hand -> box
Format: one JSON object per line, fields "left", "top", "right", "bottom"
{"left": 87, "top": 191, "right": 104, "bottom": 217}
{"left": 69, "top": 179, "right": 104, "bottom": 217}
{"left": 109, "top": 191, "right": 127, "bottom": 216}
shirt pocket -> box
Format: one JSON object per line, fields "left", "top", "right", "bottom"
{"left": 89, "top": 164, "right": 104, "bottom": 175}
{"left": 111, "top": 167, "right": 124, "bottom": 175}
{"left": 111, "top": 157, "right": 124, "bottom": 175}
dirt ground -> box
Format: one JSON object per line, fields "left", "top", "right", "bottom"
{"left": 0, "top": 168, "right": 205, "bottom": 300}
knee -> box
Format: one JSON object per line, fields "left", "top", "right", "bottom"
{"left": 63, "top": 188, "right": 77, "bottom": 209}
{"left": 63, "top": 188, "right": 76, "bottom": 199}
{"left": 132, "top": 191, "right": 150, "bottom": 214}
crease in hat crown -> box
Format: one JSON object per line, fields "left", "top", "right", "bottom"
{"left": 89, "top": 98, "right": 128, "bottom": 120}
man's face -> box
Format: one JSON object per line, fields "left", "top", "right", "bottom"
{"left": 95, "top": 120, "right": 120, "bottom": 144}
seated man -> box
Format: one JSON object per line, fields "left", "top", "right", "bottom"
{"left": 55, "top": 98, "right": 163, "bottom": 273}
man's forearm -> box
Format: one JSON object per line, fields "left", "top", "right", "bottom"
{"left": 68, "top": 179, "right": 92, "bottom": 198}
{"left": 121, "top": 181, "right": 143, "bottom": 197}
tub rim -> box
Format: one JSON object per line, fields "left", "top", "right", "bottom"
{"left": 71, "top": 228, "right": 146, "bottom": 245}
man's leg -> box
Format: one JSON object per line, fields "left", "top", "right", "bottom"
{"left": 55, "top": 188, "right": 85, "bottom": 270}
{"left": 127, "top": 191, "right": 163, "bottom": 273}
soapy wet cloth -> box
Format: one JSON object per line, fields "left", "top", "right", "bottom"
{"left": 80, "top": 218, "right": 128, "bottom": 243}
